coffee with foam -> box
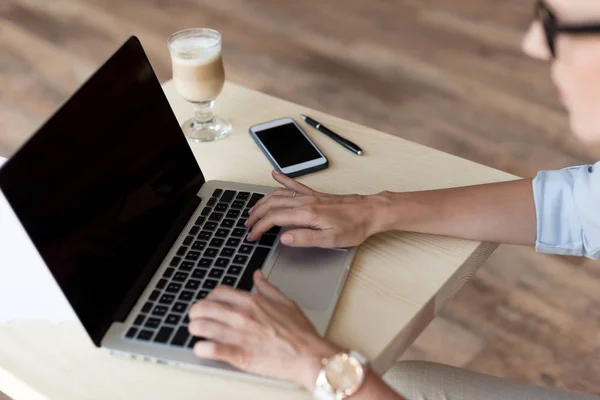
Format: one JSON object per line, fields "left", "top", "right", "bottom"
{"left": 170, "top": 36, "right": 225, "bottom": 102}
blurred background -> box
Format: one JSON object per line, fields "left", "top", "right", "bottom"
{"left": 1, "top": 0, "right": 599, "bottom": 395}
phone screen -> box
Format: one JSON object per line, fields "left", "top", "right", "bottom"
{"left": 255, "top": 123, "right": 322, "bottom": 168}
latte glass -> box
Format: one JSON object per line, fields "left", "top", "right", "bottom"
{"left": 168, "top": 28, "right": 231, "bottom": 142}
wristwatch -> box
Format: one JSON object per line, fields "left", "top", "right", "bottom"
{"left": 313, "top": 350, "right": 370, "bottom": 400}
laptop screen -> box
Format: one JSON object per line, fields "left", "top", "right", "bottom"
{"left": 0, "top": 37, "right": 205, "bottom": 345}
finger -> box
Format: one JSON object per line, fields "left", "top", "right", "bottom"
{"left": 206, "top": 285, "right": 253, "bottom": 307}
{"left": 250, "top": 188, "right": 296, "bottom": 213}
{"left": 189, "top": 300, "right": 257, "bottom": 330}
{"left": 272, "top": 170, "right": 315, "bottom": 194}
{"left": 279, "top": 228, "right": 334, "bottom": 248}
{"left": 194, "top": 341, "right": 250, "bottom": 370}
{"left": 246, "top": 196, "right": 311, "bottom": 233}
{"left": 248, "top": 208, "right": 317, "bottom": 240}
{"left": 188, "top": 318, "right": 251, "bottom": 346}
{"left": 253, "top": 270, "right": 291, "bottom": 304}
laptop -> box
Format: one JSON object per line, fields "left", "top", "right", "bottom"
{"left": 0, "top": 36, "right": 356, "bottom": 383}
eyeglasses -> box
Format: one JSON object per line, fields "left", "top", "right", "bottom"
{"left": 536, "top": 0, "right": 600, "bottom": 58}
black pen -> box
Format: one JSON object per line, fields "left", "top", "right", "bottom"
{"left": 300, "top": 114, "right": 363, "bottom": 156}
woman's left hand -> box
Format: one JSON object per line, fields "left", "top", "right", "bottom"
{"left": 188, "top": 270, "right": 340, "bottom": 390}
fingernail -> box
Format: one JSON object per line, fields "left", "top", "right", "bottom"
{"left": 273, "top": 169, "right": 280, "bottom": 174}
{"left": 249, "top": 207, "right": 254, "bottom": 213}
{"left": 246, "top": 234, "right": 254, "bottom": 242}
{"left": 281, "top": 233, "right": 293, "bottom": 245}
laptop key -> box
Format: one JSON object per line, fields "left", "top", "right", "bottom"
{"left": 221, "top": 219, "right": 234, "bottom": 228}
{"left": 154, "top": 326, "right": 174, "bottom": 344}
{"left": 207, "top": 197, "right": 217, "bottom": 206}
{"left": 192, "top": 240, "right": 207, "bottom": 251}
{"left": 220, "top": 190, "right": 236, "bottom": 203}
{"left": 198, "top": 231, "right": 212, "bottom": 240}
{"left": 176, "top": 246, "right": 187, "bottom": 256}
{"left": 233, "top": 255, "right": 248, "bottom": 264}
{"left": 170, "top": 256, "right": 182, "bottom": 267}
{"left": 179, "top": 261, "right": 194, "bottom": 272}
{"left": 126, "top": 327, "right": 138, "bottom": 338}
{"left": 149, "top": 290, "right": 160, "bottom": 301}
{"left": 183, "top": 314, "right": 190, "bottom": 324}
{"left": 222, "top": 276, "right": 237, "bottom": 286}
{"left": 215, "top": 228, "right": 230, "bottom": 238}
{"left": 236, "top": 192, "right": 250, "bottom": 201}
{"left": 145, "top": 317, "right": 161, "bottom": 328}
{"left": 226, "top": 238, "right": 241, "bottom": 247}
{"left": 215, "top": 258, "right": 229, "bottom": 268}
{"left": 237, "top": 247, "right": 270, "bottom": 291}
{"left": 227, "top": 209, "right": 240, "bottom": 219}
{"left": 186, "top": 279, "right": 201, "bottom": 290}
{"left": 183, "top": 236, "right": 194, "bottom": 246}
{"left": 215, "top": 203, "right": 228, "bottom": 212}
{"left": 165, "top": 314, "right": 180, "bottom": 325}
{"left": 237, "top": 219, "right": 247, "bottom": 227}
{"left": 173, "top": 272, "right": 189, "bottom": 282}
{"left": 156, "top": 279, "right": 168, "bottom": 290}
{"left": 198, "top": 258, "right": 212, "bottom": 268}
{"left": 171, "top": 326, "right": 190, "bottom": 347}
{"left": 227, "top": 265, "right": 242, "bottom": 276}
{"left": 212, "top": 189, "right": 223, "bottom": 198}
{"left": 166, "top": 283, "right": 182, "bottom": 293}
{"left": 203, "top": 279, "right": 218, "bottom": 289}
{"left": 209, "top": 212, "right": 224, "bottom": 222}
{"left": 210, "top": 238, "right": 224, "bottom": 247}
{"left": 221, "top": 247, "right": 235, "bottom": 257}
{"left": 159, "top": 294, "right": 175, "bottom": 305}
{"left": 134, "top": 314, "right": 146, "bottom": 326}
{"left": 231, "top": 200, "right": 245, "bottom": 209}
{"left": 231, "top": 228, "right": 246, "bottom": 238}
{"left": 179, "top": 290, "right": 194, "bottom": 301}
{"left": 196, "top": 290, "right": 210, "bottom": 300}
{"left": 138, "top": 330, "right": 153, "bottom": 341}
{"left": 209, "top": 268, "right": 225, "bottom": 279}
{"left": 239, "top": 245, "right": 253, "bottom": 254}
{"left": 201, "top": 207, "right": 212, "bottom": 216}
{"left": 189, "top": 226, "right": 199, "bottom": 235}
{"left": 172, "top": 302, "right": 187, "bottom": 313}
{"left": 185, "top": 251, "right": 201, "bottom": 261}
{"left": 248, "top": 193, "right": 264, "bottom": 207}
{"left": 266, "top": 226, "right": 282, "bottom": 235}
{"left": 192, "top": 268, "right": 207, "bottom": 279}
{"left": 259, "top": 234, "right": 277, "bottom": 247}
{"left": 164, "top": 267, "right": 175, "bottom": 278}
{"left": 242, "top": 209, "right": 250, "bottom": 218}
{"left": 195, "top": 216, "right": 206, "bottom": 226}
{"left": 152, "top": 306, "right": 168, "bottom": 317}
{"left": 142, "top": 302, "right": 153, "bottom": 313}
{"left": 204, "top": 248, "right": 218, "bottom": 258}
{"left": 204, "top": 222, "right": 218, "bottom": 231}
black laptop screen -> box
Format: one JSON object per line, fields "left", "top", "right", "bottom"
{"left": 0, "top": 37, "right": 204, "bottom": 345}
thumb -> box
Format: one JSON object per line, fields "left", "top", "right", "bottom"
{"left": 272, "top": 170, "right": 314, "bottom": 194}
{"left": 280, "top": 228, "right": 333, "bottom": 248}
{"left": 253, "top": 270, "right": 288, "bottom": 302}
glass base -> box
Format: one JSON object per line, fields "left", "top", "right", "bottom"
{"left": 182, "top": 116, "right": 231, "bottom": 142}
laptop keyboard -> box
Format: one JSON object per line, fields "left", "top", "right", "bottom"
{"left": 124, "top": 188, "right": 281, "bottom": 348}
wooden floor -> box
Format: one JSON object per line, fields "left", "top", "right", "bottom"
{"left": 1, "top": 0, "right": 600, "bottom": 397}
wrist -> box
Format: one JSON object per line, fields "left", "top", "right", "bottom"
{"left": 367, "top": 191, "right": 399, "bottom": 235}
{"left": 296, "top": 339, "right": 341, "bottom": 392}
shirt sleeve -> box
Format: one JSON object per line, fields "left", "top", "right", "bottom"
{"left": 533, "top": 162, "right": 600, "bottom": 259}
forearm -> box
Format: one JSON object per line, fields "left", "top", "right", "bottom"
{"left": 375, "top": 178, "right": 536, "bottom": 246}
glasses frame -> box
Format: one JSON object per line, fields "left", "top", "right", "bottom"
{"left": 536, "top": 0, "right": 600, "bottom": 58}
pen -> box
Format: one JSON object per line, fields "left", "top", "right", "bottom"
{"left": 300, "top": 114, "right": 363, "bottom": 156}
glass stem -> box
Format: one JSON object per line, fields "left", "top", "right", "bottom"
{"left": 192, "top": 100, "right": 215, "bottom": 126}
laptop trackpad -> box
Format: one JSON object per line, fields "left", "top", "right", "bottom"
{"left": 267, "top": 246, "right": 348, "bottom": 310}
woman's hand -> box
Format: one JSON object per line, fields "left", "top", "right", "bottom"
{"left": 188, "top": 270, "right": 340, "bottom": 390}
{"left": 245, "top": 170, "right": 390, "bottom": 248}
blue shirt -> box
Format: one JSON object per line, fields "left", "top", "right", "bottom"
{"left": 533, "top": 163, "right": 600, "bottom": 259}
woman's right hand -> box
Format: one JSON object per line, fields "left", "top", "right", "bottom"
{"left": 245, "top": 170, "right": 391, "bottom": 248}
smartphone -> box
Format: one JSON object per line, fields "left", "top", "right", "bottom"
{"left": 249, "top": 117, "right": 329, "bottom": 177}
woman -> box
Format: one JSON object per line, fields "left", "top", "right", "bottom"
{"left": 188, "top": 0, "right": 600, "bottom": 399}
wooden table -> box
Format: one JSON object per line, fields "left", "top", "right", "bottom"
{"left": 0, "top": 81, "right": 514, "bottom": 400}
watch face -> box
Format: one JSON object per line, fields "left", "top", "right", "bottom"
{"left": 325, "top": 354, "right": 365, "bottom": 392}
